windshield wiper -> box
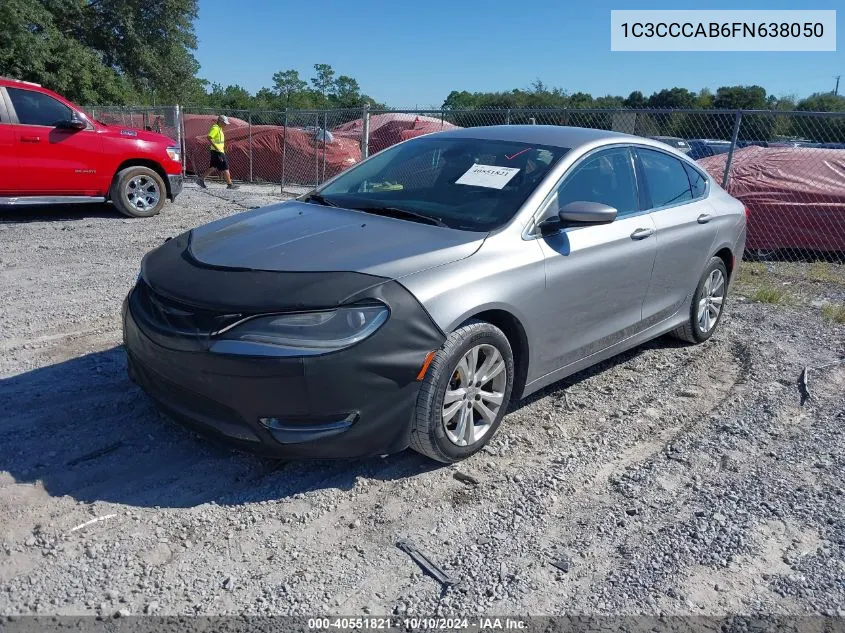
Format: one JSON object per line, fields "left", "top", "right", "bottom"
{"left": 351, "top": 205, "right": 448, "bottom": 227}
{"left": 303, "top": 192, "right": 340, "bottom": 207}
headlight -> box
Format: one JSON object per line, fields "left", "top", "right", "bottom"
{"left": 166, "top": 146, "right": 181, "bottom": 162}
{"left": 210, "top": 303, "right": 389, "bottom": 356}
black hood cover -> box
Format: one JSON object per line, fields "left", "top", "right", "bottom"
{"left": 141, "top": 231, "right": 391, "bottom": 313}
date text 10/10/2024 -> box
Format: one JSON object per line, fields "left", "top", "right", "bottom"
{"left": 307, "top": 617, "right": 528, "bottom": 630}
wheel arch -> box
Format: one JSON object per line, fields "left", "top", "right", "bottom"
{"left": 111, "top": 160, "right": 172, "bottom": 199}
{"left": 454, "top": 308, "right": 530, "bottom": 403}
{"left": 713, "top": 245, "right": 734, "bottom": 280}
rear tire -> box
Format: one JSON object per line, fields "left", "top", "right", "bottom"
{"left": 110, "top": 166, "right": 166, "bottom": 218}
{"left": 410, "top": 321, "right": 515, "bottom": 463}
{"left": 673, "top": 257, "right": 729, "bottom": 344}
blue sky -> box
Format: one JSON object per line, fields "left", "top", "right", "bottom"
{"left": 195, "top": 0, "right": 843, "bottom": 107}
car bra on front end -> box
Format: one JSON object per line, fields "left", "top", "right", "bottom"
{"left": 123, "top": 229, "right": 447, "bottom": 458}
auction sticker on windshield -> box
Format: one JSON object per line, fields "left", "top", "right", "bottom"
{"left": 455, "top": 164, "right": 520, "bottom": 189}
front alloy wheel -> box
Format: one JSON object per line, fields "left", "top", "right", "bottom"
{"left": 411, "top": 321, "right": 515, "bottom": 463}
{"left": 442, "top": 344, "right": 507, "bottom": 447}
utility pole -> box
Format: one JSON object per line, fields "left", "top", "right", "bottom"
{"left": 835, "top": 75, "right": 841, "bottom": 96}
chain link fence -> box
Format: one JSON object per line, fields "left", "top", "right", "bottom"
{"left": 83, "top": 105, "right": 183, "bottom": 148}
{"left": 84, "top": 103, "right": 845, "bottom": 321}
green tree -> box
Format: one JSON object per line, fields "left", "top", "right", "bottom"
{"left": 1, "top": 0, "right": 203, "bottom": 104}
{"left": 792, "top": 92, "right": 845, "bottom": 142}
{"left": 713, "top": 85, "right": 767, "bottom": 110}
{"left": 310, "top": 63, "right": 336, "bottom": 98}
{"left": 272, "top": 69, "right": 307, "bottom": 107}
{"left": 624, "top": 91, "right": 647, "bottom": 109}
{"left": 0, "top": 0, "right": 130, "bottom": 104}
{"left": 647, "top": 88, "right": 697, "bottom": 109}
{"left": 72, "top": 0, "right": 204, "bottom": 103}
{"left": 330, "top": 75, "right": 362, "bottom": 108}
{"left": 796, "top": 92, "right": 845, "bottom": 112}
{"left": 696, "top": 88, "right": 714, "bottom": 109}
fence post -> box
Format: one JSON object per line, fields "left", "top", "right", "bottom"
{"left": 248, "top": 112, "right": 253, "bottom": 183}
{"left": 314, "top": 112, "right": 320, "bottom": 187}
{"left": 722, "top": 110, "right": 743, "bottom": 189}
{"left": 176, "top": 105, "right": 185, "bottom": 175}
{"left": 506, "top": 108, "right": 511, "bottom": 125}
{"left": 440, "top": 108, "right": 445, "bottom": 130}
{"left": 281, "top": 109, "right": 287, "bottom": 195}
{"left": 361, "top": 104, "right": 370, "bottom": 159}
{"left": 322, "top": 111, "right": 328, "bottom": 183}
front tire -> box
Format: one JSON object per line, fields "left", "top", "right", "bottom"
{"left": 110, "top": 166, "right": 166, "bottom": 218}
{"left": 673, "top": 257, "right": 729, "bottom": 344}
{"left": 410, "top": 321, "right": 515, "bottom": 463}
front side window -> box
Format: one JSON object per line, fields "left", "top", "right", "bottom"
{"left": 638, "top": 148, "right": 693, "bottom": 209}
{"left": 7, "top": 87, "right": 72, "bottom": 127}
{"left": 555, "top": 147, "right": 639, "bottom": 217}
{"left": 317, "top": 137, "right": 568, "bottom": 231}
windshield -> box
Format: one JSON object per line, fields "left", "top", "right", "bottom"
{"left": 315, "top": 137, "right": 568, "bottom": 231}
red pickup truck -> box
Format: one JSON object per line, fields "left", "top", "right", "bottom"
{"left": 0, "top": 76, "right": 183, "bottom": 218}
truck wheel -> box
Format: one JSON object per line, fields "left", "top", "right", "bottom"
{"left": 110, "top": 167, "right": 166, "bottom": 218}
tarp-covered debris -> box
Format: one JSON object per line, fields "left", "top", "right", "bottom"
{"left": 185, "top": 125, "right": 361, "bottom": 184}
{"left": 333, "top": 113, "right": 460, "bottom": 155}
{"left": 699, "top": 146, "right": 845, "bottom": 253}
{"left": 182, "top": 113, "right": 249, "bottom": 141}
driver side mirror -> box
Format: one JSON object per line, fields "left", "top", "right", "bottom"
{"left": 55, "top": 114, "right": 87, "bottom": 131}
{"left": 539, "top": 200, "right": 618, "bottom": 233}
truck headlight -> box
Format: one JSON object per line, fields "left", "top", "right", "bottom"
{"left": 209, "top": 303, "right": 389, "bottom": 356}
{"left": 166, "top": 146, "right": 181, "bottom": 162}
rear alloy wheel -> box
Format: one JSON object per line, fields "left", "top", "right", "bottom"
{"left": 410, "top": 321, "right": 514, "bottom": 463}
{"left": 110, "top": 166, "right": 166, "bottom": 218}
{"left": 673, "top": 256, "right": 728, "bottom": 344}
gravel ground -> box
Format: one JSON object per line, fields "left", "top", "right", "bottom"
{"left": 1, "top": 184, "right": 843, "bottom": 618}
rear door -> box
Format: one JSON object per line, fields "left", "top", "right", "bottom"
{"left": 0, "top": 88, "right": 20, "bottom": 194}
{"left": 532, "top": 146, "right": 657, "bottom": 376}
{"left": 636, "top": 147, "right": 719, "bottom": 324}
{"left": 6, "top": 86, "right": 102, "bottom": 194}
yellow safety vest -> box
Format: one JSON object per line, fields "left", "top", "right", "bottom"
{"left": 208, "top": 124, "right": 225, "bottom": 153}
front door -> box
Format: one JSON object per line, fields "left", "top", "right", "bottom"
{"left": 5, "top": 86, "right": 102, "bottom": 195}
{"left": 532, "top": 146, "right": 657, "bottom": 377}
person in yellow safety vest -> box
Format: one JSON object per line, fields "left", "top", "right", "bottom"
{"left": 197, "top": 115, "right": 239, "bottom": 190}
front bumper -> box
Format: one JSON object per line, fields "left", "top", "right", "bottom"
{"left": 167, "top": 174, "right": 184, "bottom": 200}
{"left": 122, "top": 284, "right": 444, "bottom": 458}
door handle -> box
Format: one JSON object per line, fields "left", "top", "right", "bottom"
{"left": 630, "top": 227, "right": 655, "bottom": 240}
{"left": 697, "top": 213, "right": 712, "bottom": 224}
{"left": 20, "top": 136, "right": 41, "bottom": 143}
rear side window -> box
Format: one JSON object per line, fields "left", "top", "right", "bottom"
{"left": 7, "top": 87, "right": 71, "bottom": 126}
{"left": 683, "top": 162, "right": 708, "bottom": 198}
{"left": 556, "top": 147, "right": 638, "bottom": 216}
{"left": 638, "top": 148, "right": 693, "bottom": 209}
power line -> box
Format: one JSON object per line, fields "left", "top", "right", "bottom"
{"left": 835, "top": 75, "right": 841, "bottom": 96}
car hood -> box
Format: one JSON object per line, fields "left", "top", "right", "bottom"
{"left": 188, "top": 200, "right": 487, "bottom": 279}
{"left": 100, "top": 125, "right": 178, "bottom": 146}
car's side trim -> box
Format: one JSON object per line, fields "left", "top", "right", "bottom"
{"left": 522, "top": 300, "right": 689, "bottom": 398}
{"left": 0, "top": 196, "right": 106, "bottom": 205}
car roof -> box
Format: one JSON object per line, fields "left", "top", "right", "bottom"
{"left": 0, "top": 76, "right": 42, "bottom": 88}
{"left": 426, "top": 125, "right": 642, "bottom": 150}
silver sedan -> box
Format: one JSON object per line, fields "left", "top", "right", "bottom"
{"left": 124, "top": 125, "right": 746, "bottom": 463}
